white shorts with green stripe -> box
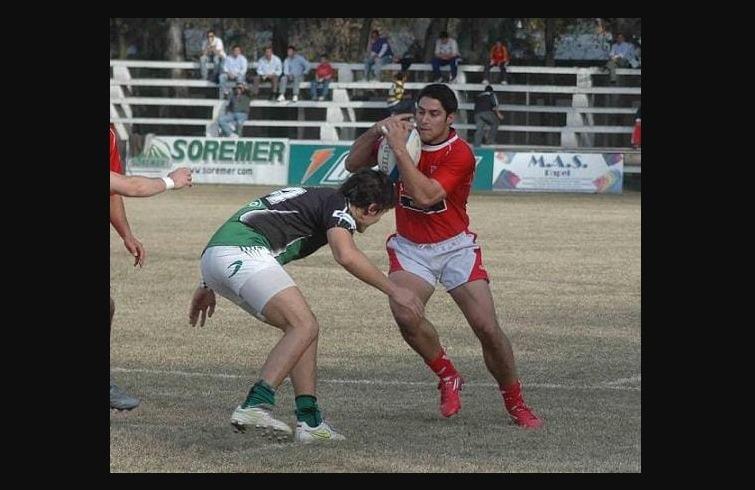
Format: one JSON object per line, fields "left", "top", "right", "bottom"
{"left": 201, "top": 245, "right": 296, "bottom": 321}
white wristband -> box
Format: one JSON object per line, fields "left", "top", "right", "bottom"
{"left": 161, "top": 176, "right": 175, "bottom": 190}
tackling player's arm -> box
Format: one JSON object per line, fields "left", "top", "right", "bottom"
{"left": 109, "top": 194, "right": 146, "bottom": 267}
{"left": 109, "top": 168, "right": 193, "bottom": 197}
{"left": 381, "top": 117, "right": 446, "bottom": 208}
{"left": 189, "top": 281, "right": 216, "bottom": 327}
{"left": 345, "top": 113, "right": 414, "bottom": 173}
{"left": 326, "top": 227, "right": 424, "bottom": 321}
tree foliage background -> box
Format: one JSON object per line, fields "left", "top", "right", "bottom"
{"left": 110, "top": 18, "right": 641, "bottom": 66}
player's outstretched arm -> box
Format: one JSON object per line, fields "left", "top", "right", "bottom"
{"left": 110, "top": 167, "right": 193, "bottom": 197}
{"left": 326, "top": 227, "right": 424, "bottom": 320}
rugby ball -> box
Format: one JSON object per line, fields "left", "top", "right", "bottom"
{"left": 377, "top": 127, "right": 422, "bottom": 182}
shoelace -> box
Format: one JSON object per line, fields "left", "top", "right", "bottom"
{"left": 437, "top": 377, "right": 462, "bottom": 401}
{"left": 315, "top": 419, "right": 338, "bottom": 434}
{"left": 508, "top": 403, "right": 538, "bottom": 421}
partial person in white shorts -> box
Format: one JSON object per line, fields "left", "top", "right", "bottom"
{"left": 200, "top": 245, "right": 295, "bottom": 322}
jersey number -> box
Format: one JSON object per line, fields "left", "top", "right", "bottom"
{"left": 265, "top": 187, "right": 307, "bottom": 205}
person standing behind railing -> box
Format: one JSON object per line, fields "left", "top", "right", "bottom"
{"left": 473, "top": 85, "right": 504, "bottom": 147}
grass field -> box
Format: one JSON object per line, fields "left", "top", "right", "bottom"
{"left": 109, "top": 184, "right": 641, "bottom": 473}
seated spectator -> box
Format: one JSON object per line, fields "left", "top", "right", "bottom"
{"left": 251, "top": 47, "right": 282, "bottom": 100}
{"left": 395, "top": 39, "right": 423, "bottom": 80}
{"left": 218, "top": 82, "right": 252, "bottom": 138}
{"left": 431, "top": 31, "right": 461, "bottom": 83}
{"left": 218, "top": 45, "right": 248, "bottom": 99}
{"left": 385, "top": 72, "right": 414, "bottom": 117}
{"left": 310, "top": 54, "right": 335, "bottom": 101}
{"left": 200, "top": 30, "right": 226, "bottom": 82}
{"left": 363, "top": 29, "right": 394, "bottom": 82}
{"left": 482, "top": 40, "right": 510, "bottom": 85}
{"left": 605, "top": 33, "right": 639, "bottom": 84}
{"left": 277, "top": 45, "right": 310, "bottom": 102}
{"left": 473, "top": 85, "right": 504, "bottom": 147}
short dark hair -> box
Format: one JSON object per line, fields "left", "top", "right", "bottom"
{"left": 371, "top": 29, "right": 380, "bottom": 36}
{"left": 232, "top": 44, "right": 241, "bottom": 50}
{"left": 417, "top": 83, "right": 458, "bottom": 115}
{"left": 288, "top": 45, "right": 296, "bottom": 51}
{"left": 207, "top": 30, "right": 215, "bottom": 36}
{"left": 439, "top": 31, "right": 449, "bottom": 38}
{"left": 339, "top": 169, "right": 395, "bottom": 211}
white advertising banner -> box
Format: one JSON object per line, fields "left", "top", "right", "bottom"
{"left": 127, "top": 136, "right": 290, "bottom": 185}
{"left": 492, "top": 152, "right": 624, "bottom": 193}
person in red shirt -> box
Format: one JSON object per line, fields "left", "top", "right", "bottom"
{"left": 482, "top": 40, "right": 511, "bottom": 85}
{"left": 109, "top": 125, "right": 192, "bottom": 410}
{"left": 310, "top": 54, "right": 335, "bottom": 101}
{"left": 345, "top": 84, "right": 542, "bottom": 429}
{"left": 631, "top": 106, "right": 641, "bottom": 148}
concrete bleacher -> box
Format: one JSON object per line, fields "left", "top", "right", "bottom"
{"left": 110, "top": 59, "right": 641, "bottom": 160}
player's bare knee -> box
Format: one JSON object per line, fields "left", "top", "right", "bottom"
{"left": 472, "top": 322, "right": 502, "bottom": 344}
{"left": 395, "top": 315, "right": 423, "bottom": 337}
{"left": 291, "top": 318, "right": 319, "bottom": 343}
{"left": 390, "top": 303, "right": 423, "bottom": 331}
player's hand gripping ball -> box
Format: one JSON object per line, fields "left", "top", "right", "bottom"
{"left": 377, "top": 125, "right": 422, "bottom": 183}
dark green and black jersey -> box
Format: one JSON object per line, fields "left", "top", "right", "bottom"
{"left": 205, "top": 187, "right": 356, "bottom": 265}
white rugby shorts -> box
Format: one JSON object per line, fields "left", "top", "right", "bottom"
{"left": 201, "top": 245, "right": 296, "bottom": 321}
{"left": 385, "top": 231, "right": 489, "bottom": 291}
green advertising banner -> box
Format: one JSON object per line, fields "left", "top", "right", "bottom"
{"left": 288, "top": 143, "right": 353, "bottom": 186}
{"left": 128, "top": 136, "right": 290, "bottom": 185}
{"left": 289, "top": 142, "right": 494, "bottom": 191}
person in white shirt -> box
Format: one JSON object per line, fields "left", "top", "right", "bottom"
{"left": 219, "top": 45, "right": 249, "bottom": 99}
{"left": 431, "top": 31, "right": 461, "bottom": 83}
{"left": 251, "top": 46, "right": 283, "bottom": 100}
{"left": 200, "top": 30, "right": 226, "bottom": 82}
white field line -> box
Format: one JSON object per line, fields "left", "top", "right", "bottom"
{"left": 112, "top": 367, "right": 641, "bottom": 392}
{"left": 601, "top": 375, "right": 641, "bottom": 386}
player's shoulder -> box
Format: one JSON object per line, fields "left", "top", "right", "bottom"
{"left": 306, "top": 186, "right": 344, "bottom": 205}
{"left": 304, "top": 185, "right": 338, "bottom": 197}
{"left": 449, "top": 134, "right": 476, "bottom": 161}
